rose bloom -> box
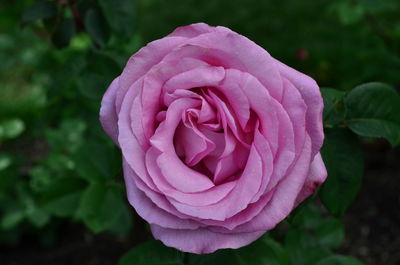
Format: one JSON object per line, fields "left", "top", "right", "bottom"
{"left": 100, "top": 23, "right": 327, "bottom": 254}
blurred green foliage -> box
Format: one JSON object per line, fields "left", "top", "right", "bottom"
{"left": 1, "top": 0, "right": 400, "bottom": 264}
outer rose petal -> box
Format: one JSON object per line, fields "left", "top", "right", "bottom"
{"left": 151, "top": 224, "right": 264, "bottom": 254}
{"left": 100, "top": 37, "right": 193, "bottom": 144}
{"left": 168, "top": 22, "right": 215, "bottom": 38}
{"left": 185, "top": 27, "right": 284, "bottom": 100}
{"left": 273, "top": 59, "right": 324, "bottom": 156}
{"left": 294, "top": 153, "right": 327, "bottom": 206}
{"left": 228, "top": 135, "right": 313, "bottom": 233}
{"left": 116, "top": 36, "right": 189, "bottom": 111}
{"left": 99, "top": 76, "right": 120, "bottom": 144}
{"left": 123, "top": 159, "right": 201, "bottom": 230}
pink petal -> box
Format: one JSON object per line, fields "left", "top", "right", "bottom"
{"left": 118, "top": 79, "right": 151, "bottom": 186}
{"left": 185, "top": 27, "right": 284, "bottom": 100}
{"left": 281, "top": 77, "right": 307, "bottom": 156}
{"left": 213, "top": 154, "right": 239, "bottom": 184}
{"left": 99, "top": 76, "right": 120, "bottom": 144}
{"left": 146, "top": 147, "right": 237, "bottom": 207}
{"left": 140, "top": 57, "right": 211, "bottom": 140}
{"left": 163, "top": 65, "right": 225, "bottom": 94}
{"left": 217, "top": 71, "right": 251, "bottom": 130}
{"left": 226, "top": 69, "right": 280, "bottom": 154}
{"left": 168, "top": 22, "right": 216, "bottom": 38}
{"left": 294, "top": 153, "right": 327, "bottom": 206}
{"left": 232, "top": 135, "right": 313, "bottom": 233}
{"left": 169, "top": 145, "right": 263, "bottom": 220}
{"left": 116, "top": 36, "right": 189, "bottom": 112}
{"left": 274, "top": 59, "right": 324, "bottom": 156}
{"left": 174, "top": 122, "right": 215, "bottom": 166}
{"left": 229, "top": 69, "right": 296, "bottom": 191}
{"left": 151, "top": 225, "right": 264, "bottom": 254}
{"left": 123, "top": 159, "right": 201, "bottom": 230}
{"left": 150, "top": 98, "right": 215, "bottom": 192}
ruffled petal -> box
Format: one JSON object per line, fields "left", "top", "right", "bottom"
{"left": 232, "top": 135, "right": 313, "bottom": 233}
{"left": 150, "top": 98, "right": 215, "bottom": 192}
{"left": 123, "top": 159, "right": 201, "bottom": 230}
{"left": 169, "top": 144, "right": 263, "bottom": 220}
{"left": 168, "top": 22, "right": 215, "bottom": 38}
{"left": 99, "top": 76, "right": 120, "bottom": 144}
{"left": 146, "top": 147, "right": 237, "bottom": 207}
{"left": 274, "top": 59, "right": 324, "bottom": 156}
{"left": 185, "top": 27, "right": 284, "bottom": 100}
{"left": 116, "top": 36, "right": 189, "bottom": 111}
{"left": 151, "top": 225, "right": 264, "bottom": 254}
{"left": 294, "top": 153, "right": 327, "bottom": 206}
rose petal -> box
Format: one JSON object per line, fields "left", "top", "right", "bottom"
{"left": 99, "top": 76, "right": 120, "bottom": 144}
{"left": 150, "top": 98, "right": 215, "bottom": 192}
{"left": 169, "top": 144, "right": 263, "bottom": 220}
{"left": 185, "top": 27, "right": 284, "bottom": 100}
{"left": 294, "top": 152, "right": 327, "bottom": 206}
{"left": 163, "top": 65, "right": 225, "bottom": 94}
{"left": 274, "top": 59, "right": 324, "bottom": 156}
{"left": 117, "top": 36, "right": 189, "bottom": 112}
{"left": 174, "top": 122, "right": 215, "bottom": 166}
{"left": 123, "top": 159, "right": 201, "bottom": 230}
{"left": 151, "top": 224, "right": 264, "bottom": 254}
{"left": 168, "top": 22, "right": 216, "bottom": 38}
{"left": 232, "top": 135, "right": 312, "bottom": 233}
{"left": 146, "top": 147, "right": 237, "bottom": 207}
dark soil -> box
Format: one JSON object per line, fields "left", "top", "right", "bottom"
{"left": 340, "top": 142, "right": 400, "bottom": 265}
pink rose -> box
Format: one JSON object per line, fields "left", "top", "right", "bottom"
{"left": 100, "top": 23, "right": 327, "bottom": 254}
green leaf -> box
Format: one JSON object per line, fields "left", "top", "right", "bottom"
{"left": 288, "top": 247, "right": 331, "bottom": 265}
{"left": 333, "top": 1, "right": 365, "bottom": 25}
{"left": 119, "top": 240, "right": 184, "bottom": 265}
{"left": 0, "top": 167, "right": 17, "bottom": 191}
{"left": 74, "top": 140, "right": 120, "bottom": 182}
{"left": 26, "top": 206, "right": 50, "bottom": 228}
{"left": 17, "top": 183, "right": 50, "bottom": 228}
{"left": 1, "top": 209, "right": 25, "bottom": 230}
{"left": 285, "top": 228, "right": 316, "bottom": 249}
{"left": 0, "top": 154, "right": 12, "bottom": 171}
{"left": 289, "top": 203, "right": 324, "bottom": 229}
{"left": 189, "top": 236, "right": 290, "bottom": 265}
{"left": 316, "top": 255, "right": 366, "bottom": 265}
{"left": 0, "top": 118, "right": 25, "bottom": 140}
{"left": 107, "top": 202, "right": 133, "bottom": 235}
{"left": 320, "top": 129, "right": 364, "bottom": 216}
{"left": 21, "top": 1, "right": 58, "bottom": 24}
{"left": 42, "top": 177, "right": 86, "bottom": 217}
{"left": 77, "top": 52, "right": 121, "bottom": 100}
{"left": 77, "top": 72, "right": 110, "bottom": 100}
{"left": 99, "top": 0, "right": 136, "bottom": 38}
{"left": 51, "top": 18, "right": 76, "bottom": 48}
{"left": 45, "top": 119, "right": 87, "bottom": 153}
{"left": 77, "top": 183, "right": 125, "bottom": 233}
{"left": 358, "top": 0, "right": 396, "bottom": 12}
{"left": 284, "top": 227, "right": 332, "bottom": 265}
{"left": 345, "top": 82, "right": 400, "bottom": 146}
{"left": 84, "top": 9, "right": 110, "bottom": 47}
{"left": 30, "top": 166, "right": 53, "bottom": 192}
{"left": 315, "top": 219, "right": 344, "bottom": 249}
{"left": 321, "top": 88, "right": 345, "bottom": 126}
{"left": 49, "top": 58, "right": 86, "bottom": 99}
{"left": 77, "top": 182, "right": 106, "bottom": 223}
{"left": 70, "top": 34, "right": 92, "bottom": 51}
